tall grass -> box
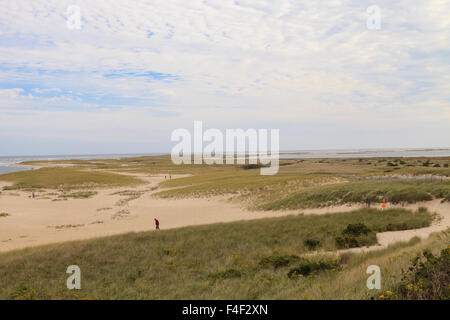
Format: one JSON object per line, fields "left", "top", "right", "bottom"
{"left": 262, "top": 180, "right": 450, "bottom": 210}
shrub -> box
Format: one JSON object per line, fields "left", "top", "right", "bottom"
{"left": 335, "top": 234, "right": 374, "bottom": 249}
{"left": 288, "top": 257, "right": 340, "bottom": 278}
{"left": 242, "top": 164, "right": 268, "bottom": 170}
{"left": 342, "top": 223, "right": 371, "bottom": 236}
{"left": 396, "top": 247, "right": 450, "bottom": 299}
{"left": 336, "top": 223, "right": 374, "bottom": 249}
{"left": 259, "top": 254, "right": 300, "bottom": 269}
{"left": 387, "top": 162, "right": 398, "bottom": 167}
{"left": 303, "top": 239, "right": 321, "bottom": 251}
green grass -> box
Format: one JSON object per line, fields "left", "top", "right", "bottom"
{"left": 0, "top": 167, "right": 144, "bottom": 190}
{"left": 0, "top": 207, "right": 435, "bottom": 300}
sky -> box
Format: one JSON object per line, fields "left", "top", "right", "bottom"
{"left": 0, "top": 0, "right": 449, "bottom": 156}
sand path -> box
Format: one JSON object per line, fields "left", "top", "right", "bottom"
{"left": 335, "top": 199, "right": 450, "bottom": 254}
{"left": 0, "top": 173, "right": 449, "bottom": 253}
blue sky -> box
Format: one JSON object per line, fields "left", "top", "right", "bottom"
{"left": 0, "top": 0, "right": 449, "bottom": 156}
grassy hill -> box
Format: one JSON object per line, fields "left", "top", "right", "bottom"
{"left": 1, "top": 207, "right": 445, "bottom": 300}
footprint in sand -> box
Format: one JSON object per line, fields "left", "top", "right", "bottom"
{"left": 112, "top": 209, "right": 131, "bottom": 220}
{"left": 48, "top": 224, "right": 85, "bottom": 231}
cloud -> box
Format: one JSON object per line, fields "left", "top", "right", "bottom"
{"left": 0, "top": 0, "right": 449, "bottom": 154}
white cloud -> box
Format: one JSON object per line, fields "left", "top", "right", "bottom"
{"left": 0, "top": 0, "right": 449, "bottom": 154}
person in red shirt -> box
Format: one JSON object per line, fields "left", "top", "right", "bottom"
{"left": 154, "top": 218, "right": 160, "bottom": 230}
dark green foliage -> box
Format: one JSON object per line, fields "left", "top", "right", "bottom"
{"left": 342, "top": 223, "right": 371, "bottom": 236}
{"left": 288, "top": 258, "right": 340, "bottom": 278}
{"left": 209, "top": 269, "right": 242, "bottom": 280}
{"left": 303, "top": 239, "right": 321, "bottom": 251}
{"left": 259, "top": 254, "right": 300, "bottom": 268}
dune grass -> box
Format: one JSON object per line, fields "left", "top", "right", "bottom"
{"left": 0, "top": 167, "right": 144, "bottom": 191}
{"left": 0, "top": 207, "right": 436, "bottom": 300}
{"left": 262, "top": 179, "right": 450, "bottom": 210}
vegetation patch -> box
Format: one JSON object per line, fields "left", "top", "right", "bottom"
{"left": 335, "top": 223, "right": 374, "bottom": 249}
{"left": 258, "top": 254, "right": 300, "bottom": 269}
{"left": 0, "top": 212, "right": 10, "bottom": 218}
{"left": 262, "top": 180, "right": 450, "bottom": 210}
{"left": 303, "top": 239, "right": 321, "bottom": 251}
{"left": 395, "top": 247, "right": 450, "bottom": 300}
{"left": 209, "top": 269, "right": 242, "bottom": 280}
{"left": 59, "top": 191, "right": 97, "bottom": 199}
{"left": 0, "top": 167, "right": 144, "bottom": 190}
{"left": 242, "top": 163, "right": 269, "bottom": 170}
{"left": 288, "top": 257, "right": 341, "bottom": 278}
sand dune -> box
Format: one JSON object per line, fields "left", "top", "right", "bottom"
{"left": 0, "top": 174, "right": 449, "bottom": 253}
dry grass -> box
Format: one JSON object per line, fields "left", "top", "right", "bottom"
{"left": 0, "top": 208, "right": 437, "bottom": 300}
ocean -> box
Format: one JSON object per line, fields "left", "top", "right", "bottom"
{"left": 0, "top": 153, "right": 161, "bottom": 175}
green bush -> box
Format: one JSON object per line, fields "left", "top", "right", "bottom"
{"left": 387, "top": 162, "right": 398, "bottom": 167}
{"left": 288, "top": 258, "right": 340, "bottom": 278}
{"left": 396, "top": 247, "right": 450, "bottom": 299}
{"left": 335, "top": 234, "right": 374, "bottom": 249}
{"left": 342, "top": 223, "right": 371, "bottom": 236}
{"left": 303, "top": 239, "right": 321, "bottom": 251}
{"left": 259, "top": 254, "right": 300, "bottom": 268}
{"left": 336, "top": 223, "right": 374, "bottom": 249}
{"left": 242, "top": 164, "right": 268, "bottom": 170}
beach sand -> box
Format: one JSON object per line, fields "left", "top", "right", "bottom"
{"left": 0, "top": 174, "right": 449, "bottom": 253}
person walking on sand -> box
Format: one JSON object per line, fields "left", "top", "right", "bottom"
{"left": 154, "top": 218, "right": 160, "bottom": 230}
{"left": 365, "top": 197, "right": 371, "bottom": 208}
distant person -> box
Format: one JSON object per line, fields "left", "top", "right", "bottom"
{"left": 154, "top": 218, "right": 160, "bottom": 230}
{"left": 365, "top": 197, "right": 371, "bottom": 208}
{"left": 32, "top": 192, "right": 35, "bottom": 199}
